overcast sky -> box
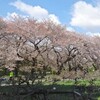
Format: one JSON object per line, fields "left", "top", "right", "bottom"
{"left": 0, "top": 0, "right": 100, "bottom": 36}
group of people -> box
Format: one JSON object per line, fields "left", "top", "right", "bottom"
{"left": 0, "top": 70, "right": 14, "bottom": 86}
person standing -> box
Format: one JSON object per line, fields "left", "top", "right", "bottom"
{"left": 9, "top": 71, "right": 14, "bottom": 85}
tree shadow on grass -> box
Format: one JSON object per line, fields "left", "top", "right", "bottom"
{"left": 0, "top": 84, "right": 100, "bottom": 100}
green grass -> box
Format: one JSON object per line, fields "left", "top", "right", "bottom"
{"left": 98, "top": 97, "right": 100, "bottom": 100}
{"left": 0, "top": 83, "right": 100, "bottom": 100}
{"left": 0, "top": 79, "right": 100, "bottom": 100}
{"left": 43, "top": 79, "right": 100, "bottom": 86}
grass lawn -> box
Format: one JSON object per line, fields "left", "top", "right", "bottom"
{"left": 0, "top": 79, "right": 100, "bottom": 100}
